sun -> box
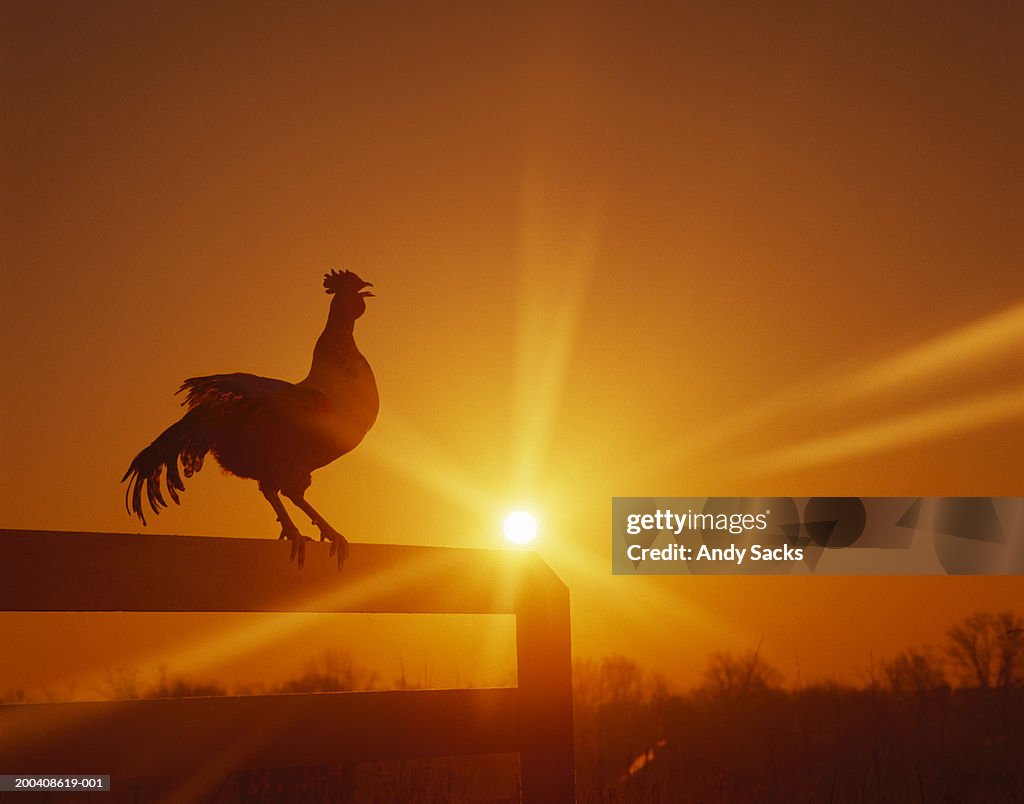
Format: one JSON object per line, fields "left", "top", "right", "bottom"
{"left": 503, "top": 510, "right": 538, "bottom": 545}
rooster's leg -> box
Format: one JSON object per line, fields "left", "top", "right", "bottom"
{"left": 260, "top": 485, "right": 309, "bottom": 569}
{"left": 283, "top": 491, "right": 350, "bottom": 570}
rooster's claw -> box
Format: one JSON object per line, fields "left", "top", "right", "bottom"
{"left": 281, "top": 525, "right": 310, "bottom": 569}
{"left": 314, "top": 522, "right": 349, "bottom": 571}
{"left": 328, "top": 536, "right": 350, "bottom": 571}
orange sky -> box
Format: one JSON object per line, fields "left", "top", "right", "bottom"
{"left": 1, "top": 2, "right": 1022, "bottom": 698}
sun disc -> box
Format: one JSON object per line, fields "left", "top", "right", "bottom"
{"left": 503, "top": 511, "right": 538, "bottom": 545}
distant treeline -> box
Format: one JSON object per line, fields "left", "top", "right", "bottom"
{"left": 572, "top": 609, "right": 1024, "bottom": 803}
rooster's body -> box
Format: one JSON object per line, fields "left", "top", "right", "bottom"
{"left": 122, "top": 269, "right": 378, "bottom": 568}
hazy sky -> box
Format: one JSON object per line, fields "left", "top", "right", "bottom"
{"left": 2, "top": 1, "right": 1022, "bottom": 696}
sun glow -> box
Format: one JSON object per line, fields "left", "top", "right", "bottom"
{"left": 503, "top": 510, "right": 539, "bottom": 545}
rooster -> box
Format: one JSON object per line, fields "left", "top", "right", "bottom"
{"left": 122, "top": 269, "right": 379, "bottom": 569}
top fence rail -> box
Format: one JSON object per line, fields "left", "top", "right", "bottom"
{"left": 0, "top": 529, "right": 562, "bottom": 615}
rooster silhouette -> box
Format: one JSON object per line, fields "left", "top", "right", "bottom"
{"left": 122, "top": 269, "right": 379, "bottom": 569}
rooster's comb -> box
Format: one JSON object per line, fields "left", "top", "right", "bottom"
{"left": 323, "top": 269, "right": 373, "bottom": 296}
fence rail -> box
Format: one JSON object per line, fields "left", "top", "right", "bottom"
{"left": 0, "top": 529, "right": 575, "bottom": 802}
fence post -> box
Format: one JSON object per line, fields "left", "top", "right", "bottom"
{"left": 515, "top": 568, "right": 575, "bottom": 802}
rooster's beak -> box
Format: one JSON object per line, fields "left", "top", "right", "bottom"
{"left": 359, "top": 283, "right": 374, "bottom": 298}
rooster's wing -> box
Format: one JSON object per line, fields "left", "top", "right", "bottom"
{"left": 177, "top": 373, "right": 330, "bottom": 416}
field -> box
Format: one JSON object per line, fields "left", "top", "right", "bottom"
{"left": 5, "top": 635, "right": 1024, "bottom": 802}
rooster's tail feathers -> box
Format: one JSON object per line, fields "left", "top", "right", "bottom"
{"left": 122, "top": 409, "right": 211, "bottom": 524}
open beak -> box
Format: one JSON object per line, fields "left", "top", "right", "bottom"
{"left": 359, "top": 282, "right": 374, "bottom": 297}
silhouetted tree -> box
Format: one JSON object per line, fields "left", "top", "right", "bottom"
{"left": 700, "top": 649, "right": 782, "bottom": 700}
{"left": 274, "top": 650, "right": 378, "bottom": 693}
{"left": 882, "top": 648, "right": 948, "bottom": 697}
{"left": 100, "top": 666, "right": 141, "bottom": 699}
{"left": 147, "top": 667, "right": 226, "bottom": 699}
{"left": 945, "top": 611, "right": 1024, "bottom": 689}
{"left": 573, "top": 655, "right": 658, "bottom": 708}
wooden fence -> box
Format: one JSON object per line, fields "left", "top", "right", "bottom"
{"left": 0, "top": 529, "right": 574, "bottom": 802}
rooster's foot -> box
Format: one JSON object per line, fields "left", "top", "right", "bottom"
{"left": 280, "top": 524, "right": 310, "bottom": 569}
{"left": 314, "top": 523, "right": 350, "bottom": 571}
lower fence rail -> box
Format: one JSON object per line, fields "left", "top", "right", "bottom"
{"left": 1, "top": 688, "right": 519, "bottom": 800}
